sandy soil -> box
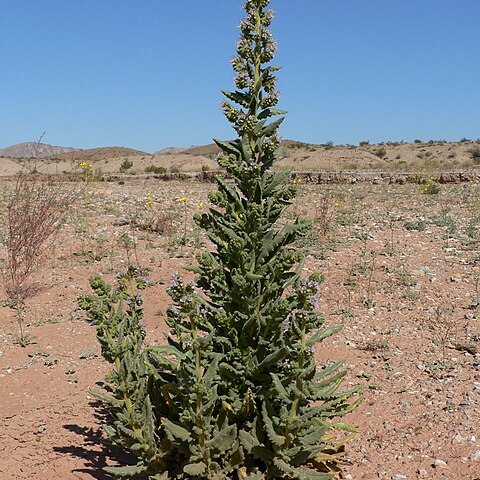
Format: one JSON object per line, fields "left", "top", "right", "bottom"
{"left": 0, "top": 179, "right": 479, "bottom": 479}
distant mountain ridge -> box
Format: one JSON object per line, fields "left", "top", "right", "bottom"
{"left": 155, "top": 146, "right": 189, "bottom": 155}
{"left": 0, "top": 142, "right": 79, "bottom": 158}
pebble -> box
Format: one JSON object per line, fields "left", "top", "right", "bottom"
{"left": 391, "top": 475, "right": 407, "bottom": 480}
{"left": 472, "top": 450, "right": 480, "bottom": 461}
{"left": 417, "top": 469, "right": 428, "bottom": 478}
{"left": 433, "top": 459, "right": 448, "bottom": 469}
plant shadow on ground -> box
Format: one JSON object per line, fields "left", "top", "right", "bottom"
{"left": 53, "top": 401, "right": 137, "bottom": 480}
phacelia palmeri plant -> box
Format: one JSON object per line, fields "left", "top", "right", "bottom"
{"left": 80, "top": 1, "right": 359, "bottom": 478}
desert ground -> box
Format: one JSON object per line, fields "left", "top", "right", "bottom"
{"left": 0, "top": 176, "right": 479, "bottom": 480}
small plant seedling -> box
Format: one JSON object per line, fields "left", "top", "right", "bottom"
{"left": 425, "top": 306, "right": 457, "bottom": 366}
{"left": 13, "top": 333, "right": 37, "bottom": 347}
{"left": 79, "top": 348, "right": 97, "bottom": 360}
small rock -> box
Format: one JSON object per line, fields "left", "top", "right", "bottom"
{"left": 417, "top": 468, "right": 428, "bottom": 478}
{"left": 472, "top": 450, "right": 480, "bottom": 461}
{"left": 433, "top": 459, "right": 448, "bottom": 469}
{"left": 399, "top": 400, "right": 411, "bottom": 410}
{"left": 391, "top": 475, "right": 407, "bottom": 480}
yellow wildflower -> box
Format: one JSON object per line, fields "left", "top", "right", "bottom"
{"left": 180, "top": 197, "right": 187, "bottom": 203}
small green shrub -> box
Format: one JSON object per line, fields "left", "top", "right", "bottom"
{"left": 467, "top": 146, "right": 480, "bottom": 164}
{"left": 374, "top": 147, "right": 387, "bottom": 158}
{"left": 145, "top": 165, "right": 167, "bottom": 174}
{"left": 170, "top": 166, "right": 180, "bottom": 173}
{"left": 423, "top": 179, "right": 441, "bottom": 195}
{"left": 120, "top": 159, "right": 134, "bottom": 172}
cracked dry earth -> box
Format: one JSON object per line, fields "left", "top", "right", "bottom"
{"left": 0, "top": 179, "right": 479, "bottom": 480}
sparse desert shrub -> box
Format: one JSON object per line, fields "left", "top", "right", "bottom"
{"left": 120, "top": 159, "right": 134, "bottom": 172}
{"left": 79, "top": 1, "right": 359, "bottom": 478}
{"left": 467, "top": 146, "right": 480, "bottom": 164}
{"left": 374, "top": 147, "right": 387, "bottom": 158}
{"left": 346, "top": 162, "right": 359, "bottom": 170}
{"left": 316, "top": 194, "right": 336, "bottom": 236}
{"left": 2, "top": 175, "right": 76, "bottom": 345}
{"left": 359, "top": 140, "right": 369, "bottom": 146}
{"left": 423, "top": 179, "right": 441, "bottom": 195}
{"left": 145, "top": 165, "right": 167, "bottom": 174}
{"left": 170, "top": 166, "right": 180, "bottom": 173}
{"left": 201, "top": 165, "right": 210, "bottom": 171}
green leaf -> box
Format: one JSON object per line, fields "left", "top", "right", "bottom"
{"left": 216, "top": 175, "right": 243, "bottom": 208}
{"left": 263, "top": 170, "right": 291, "bottom": 196}
{"left": 183, "top": 462, "right": 207, "bottom": 476}
{"left": 222, "top": 89, "right": 250, "bottom": 106}
{"left": 273, "top": 458, "right": 295, "bottom": 475}
{"left": 162, "top": 418, "right": 191, "bottom": 442}
{"left": 258, "top": 108, "right": 288, "bottom": 120}
{"left": 260, "top": 117, "right": 285, "bottom": 137}
{"left": 238, "top": 429, "right": 260, "bottom": 452}
{"left": 258, "top": 346, "right": 289, "bottom": 370}
{"left": 258, "top": 222, "right": 310, "bottom": 265}
{"left": 103, "top": 464, "right": 148, "bottom": 477}
{"left": 270, "top": 373, "right": 289, "bottom": 401}
{"left": 207, "top": 424, "right": 237, "bottom": 451}
{"left": 219, "top": 362, "right": 242, "bottom": 379}
{"left": 150, "top": 474, "right": 169, "bottom": 480}
{"left": 202, "top": 355, "right": 220, "bottom": 388}
{"left": 213, "top": 138, "right": 241, "bottom": 156}
{"left": 241, "top": 135, "right": 253, "bottom": 162}
{"left": 91, "top": 390, "right": 123, "bottom": 407}
{"left": 294, "top": 466, "right": 333, "bottom": 480}
{"left": 306, "top": 326, "right": 343, "bottom": 347}
{"left": 262, "top": 403, "right": 286, "bottom": 447}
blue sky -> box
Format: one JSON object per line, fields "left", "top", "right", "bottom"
{"left": 1, "top": 0, "right": 479, "bottom": 152}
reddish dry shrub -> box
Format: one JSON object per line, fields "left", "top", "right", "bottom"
{"left": 2, "top": 175, "right": 77, "bottom": 305}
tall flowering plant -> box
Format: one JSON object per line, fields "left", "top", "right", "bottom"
{"left": 80, "top": 1, "right": 359, "bottom": 478}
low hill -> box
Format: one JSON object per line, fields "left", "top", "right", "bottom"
{"left": 183, "top": 143, "right": 221, "bottom": 157}
{"left": 49, "top": 146, "right": 148, "bottom": 162}
{"left": 0, "top": 142, "right": 78, "bottom": 158}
